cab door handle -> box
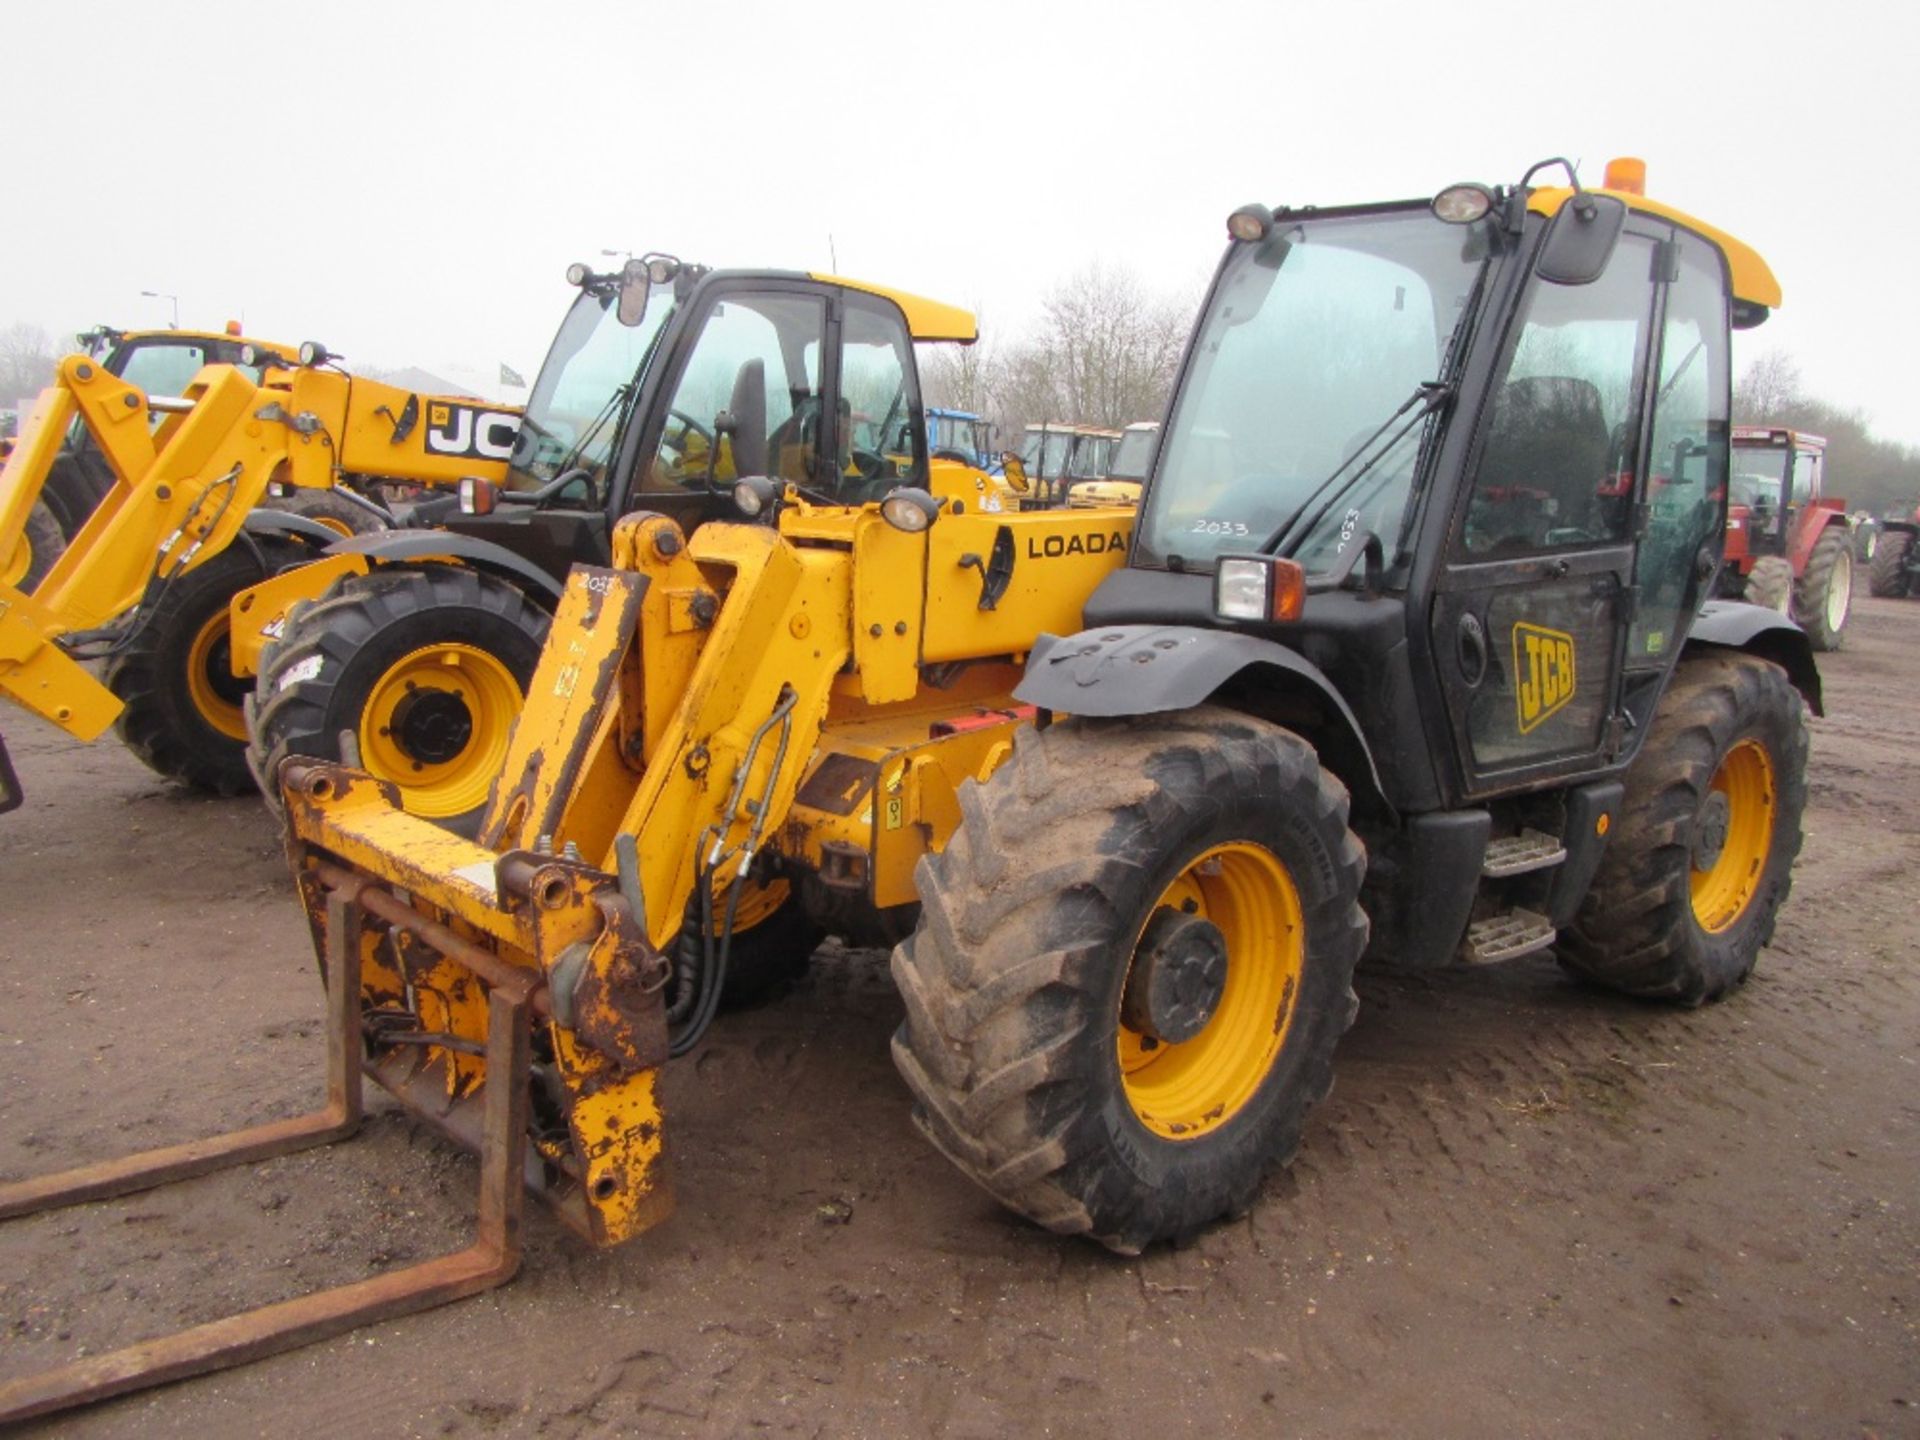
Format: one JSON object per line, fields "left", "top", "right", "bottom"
{"left": 1458, "top": 611, "right": 1488, "bottom": 687}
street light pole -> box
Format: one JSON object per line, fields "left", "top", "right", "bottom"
{"left": 140, "top": 290, "right": 179, "bottom": 329}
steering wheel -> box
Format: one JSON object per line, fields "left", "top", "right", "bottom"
{"left": 848, "top": 446, "right": 890, "bottom": 483}
{"left": 666, "top": 408, "right": 714, "bottom": 446}
{"left": 837, "top": 467, "right": 900, "bottom": 506}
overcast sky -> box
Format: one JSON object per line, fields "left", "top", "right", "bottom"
{"left": 4, "top": 0, "right": 1912, "bottom": 443}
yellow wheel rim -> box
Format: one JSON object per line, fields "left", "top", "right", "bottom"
{"left": 1117, "top": 841, "right": 1304, "bottom": 1140}
{"left": 186, "top": 612, "right": 249, "bottom": 741}
{"left": 716, "top": 877, "right": 792, "bottom": 934}
{"left": 1689, "top": 738, "right": 1776, "bottom": 934}
{"left": 310, "top": 514, "right": 358, "bottom": 539}
{"left": 357, "top": 644, "right": 523, "bottom": 819}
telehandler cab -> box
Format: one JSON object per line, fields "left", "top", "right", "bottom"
{"left": 0, "top": 157, "right": 1820, "bottom": 1421}
{"left": 0, "top": 336, "right": 522, "bottom": 807}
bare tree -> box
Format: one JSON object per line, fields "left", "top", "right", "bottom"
{"left": 921, "top": 300, "right": 999, "bottom": 419}
{"left": 1026, "top": 263, "right": 1192, "bottom": 429}
{"left": 0, "top": 323, "right": 58, "bottom": 410}
{"left": 1735, "top": 350, "right": 1803, "bottom": 421}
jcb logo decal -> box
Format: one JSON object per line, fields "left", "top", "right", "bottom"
{"left": 425, "top": 402, "right": 521, "bottom": 461}
{"left": 1513, "top": 622, "right": 1576, "bottom": 734}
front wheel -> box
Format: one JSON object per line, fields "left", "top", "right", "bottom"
{"left": 1743, "top": 555, "right": 1793, "bottom": 614}
{"left": 891, "top": 708, "right": 1368, "bottom": 1254}
{"left": 246, "top": 565, "right": 548, "bottom": 834}
{"left": 1560, "top": 655, "right": 1808, "bottom": 1004}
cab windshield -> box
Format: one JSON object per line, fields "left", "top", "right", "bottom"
{"left": 1729, "top": 448, "right": 1785, "bottom": 510}
{"left": 1111, "top": 427, "right": 1157, "bottom": 480}
{"left": 508, "top": 279, "right": 672, "bottom": 495}
{"left": 1136, "top": 208, "right": 1487, "bottom": 575}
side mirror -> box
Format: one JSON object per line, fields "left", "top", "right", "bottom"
{"left": 617, "top": 261, "right": 651, "bottom": 327}
{"left": 1536, "top": 194, "right": 1626, "bottom": 286}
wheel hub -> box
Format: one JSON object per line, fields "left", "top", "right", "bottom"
{"left": 1693, "top": 790, "right": 1732, "bottom": 872}
{"left": 1122, "top": 909, "right": 1229, "bottom": 1045}
{"left": 388, "top": 686, "right": 474, "bottom": 766}
{"left": 202, "top": 631, "right": 249, "bottom": 709}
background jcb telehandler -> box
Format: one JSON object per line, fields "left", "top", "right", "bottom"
{"left": 0, "top": 157, "right": 1821, "bottom": 1422}
{"left": 0, "top": 339, "right": 522, "bottom": 807}
{"left": 232, "top": 258, "right": 1032, "bottom": 835}
{"left": 0, "top": 325, "right": 305, "bottom": 592}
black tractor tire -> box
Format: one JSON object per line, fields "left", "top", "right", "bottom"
{"left": 247, "top": 564, "right": 549, "bottom": 835}
{"left": 18, "top": 500, "right": 65, "bottom": 591}
{"left": 1868, "top": 529, "right": 1913, "bottom": 598}
{"left": 890, "top": 707, "right": 1368, "bottom": 1254}
{"left": 104, "top": 539, "right": 304, "bottom": 794}
{"left": 1792, "top": 526, "right": 1852, "bottom": 651}
{"left": 1742, "top": 555, "right": 1794, "bottom": 614}
{"left": 40, "top": 451, "right": 115, "bottom": 540}
{"left": 268, "top": 487, "right": 390, "bottom": 537}
{"left": 1560, "top": 655, "right": 1808, "bottom": 1005}
{"left": 1852, "top": 520, "right": 1879, "bottom": 566}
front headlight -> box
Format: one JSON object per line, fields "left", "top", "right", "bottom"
{"left": 1213, "top": 555, "right": 1305, "bottom": 622}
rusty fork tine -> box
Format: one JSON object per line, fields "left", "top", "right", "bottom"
{"left": 0, "top": 897, "right": 532, "bottom": 1426}
{"left": 0, "top": 894, "right": 365, "bottom": 1223}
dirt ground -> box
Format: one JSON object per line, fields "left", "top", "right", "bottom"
{"left": 1, "top": 602, "right": 1915, "bottom": 1439}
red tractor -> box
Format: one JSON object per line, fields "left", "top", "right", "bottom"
{"left": 1719, "top": 426, "right": 1853, "bottom": 649}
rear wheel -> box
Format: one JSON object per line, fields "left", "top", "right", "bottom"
{"left": 269, "top": 487, "right": 389, "bottom": 538}
{"left": 1743, "top": 555, "right": 1793, "bottom": 614}
{"left": 7, "top": 501, "right": 65, "bottom": 592}
{"left": 247, "top": 565, "right": 548, "bottom": 834}
{"left": 1868, "top": 529, "right": 1913, "bottom": 598}
{"left": 891, "top": 708, "right": 1367, "bottom": 1253}
{"left": 40, "top": 451, "right": 114, "bottom": 539}
{"left": 104, "top": 540, "right": 302, "bottom": 794}
{"left": 1792, "top": 527, "right": 1851, "bottom": 650}
{"left": 1560, "top": 655, "right": 1807, "bottom": 1005}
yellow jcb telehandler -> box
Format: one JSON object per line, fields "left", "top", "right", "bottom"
{"left": 0, "top": 159, "right": 1822, "bottom": 1422}
{"left": 0, "top": 335, "right": 522, "bottom": 806}
{"left": 226, "top": 258, "right": 1030, "bottom": 834}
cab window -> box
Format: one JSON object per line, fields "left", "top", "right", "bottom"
{"left": 1790, "top": 450, "right": 1817, "bottom": 505}
{"left": 116, "top": 342, "right": 211, "bottom": 398}
{"left": 1629, "top": 233, "right": 1730, "bottom": 664}
{"left": 831, "top": 293, "right": 922, "bottom": 500}
{"left": 645, "top": 293, "right": 825, "bottom": 494}
{"left": 1462, "top": 234, "right": 1657, "bottom": 556}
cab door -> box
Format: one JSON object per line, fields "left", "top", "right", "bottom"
{"left": 1427, "top": 218, "right": 1675, "bottom": 798}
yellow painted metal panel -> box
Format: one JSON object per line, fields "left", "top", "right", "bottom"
{"left": 922, "top": 508, "right": 1133, "bottom": 661}
{"left": 226, "top": 552, "right": 371, "bottom": 676}
{"left": 0, "top": 588, "right": 122, "bottom": 738}
{"left": 806, "top": 273, "right": 977, "bottom": 343}
{"left": 850, "top": 515, "right": 926, "bottom": 703}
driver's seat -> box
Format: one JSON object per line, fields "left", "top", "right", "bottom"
{"left": 727, "top": 359, "right": 768, "bottom": 477}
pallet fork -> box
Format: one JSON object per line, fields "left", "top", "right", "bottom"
{"left": 0, "top": 892, "right": 534, "bottom": 1425}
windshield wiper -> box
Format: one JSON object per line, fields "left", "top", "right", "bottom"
{"left": 535, "top": 382, "right": 635, "bottom": 499}
{"left": 1257, "top": 380, "right": 1452, "bottom": 557}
